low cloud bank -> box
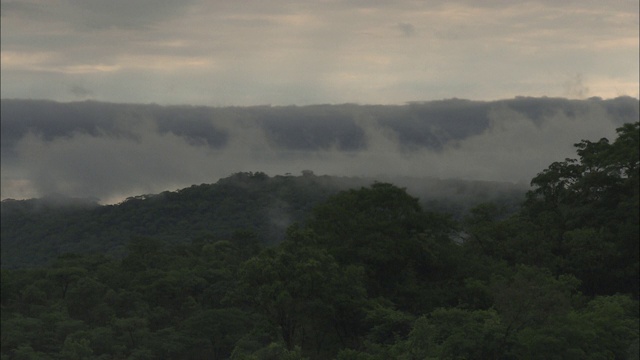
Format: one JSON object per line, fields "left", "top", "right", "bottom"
{"left": 1, "top": 97, "right": 637, "bottom": 204}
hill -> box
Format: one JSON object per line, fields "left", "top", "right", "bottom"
{"left": 0, "top": 172, "right": 526, "bottom": 269}
{"left": 1, "top": 123, "right": 637, "bottom": 359}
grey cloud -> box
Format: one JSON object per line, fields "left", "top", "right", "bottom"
{"left": 152, "top": 105, "right": 228, "bottom": 148}
{"left": 12, "top": 128, "right": 204, "bottom": 202}
{"left": 377, "top": 99, "right": 491, "bottom": 151}
{"left": 251, "top": 105, "right": 366, "bottom": 151}
{"left": 1, "top": 97, "right": 637, "bottom": 203}
{"left": 0, "top": 100, "right": 229, "bottom": 153}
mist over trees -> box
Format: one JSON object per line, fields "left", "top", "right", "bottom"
{"left": 1, "top": 122, "right": 638, "bottom": 359}
{"left": 1, "top": 172, "right": 525, "bottom": 269}
{"left": 2, "top": 97, "right": 637, "bottom": 202}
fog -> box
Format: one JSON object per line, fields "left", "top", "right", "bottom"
{"left": 1, "top": 97, "right": 637, "bottom": 204}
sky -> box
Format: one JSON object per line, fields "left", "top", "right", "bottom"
{"left": 1, "top": 0, "right": 638, "bottom": 106}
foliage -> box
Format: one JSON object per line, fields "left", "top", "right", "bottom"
{"left": 1, "top": 173, "right": 525, "bottom": 269}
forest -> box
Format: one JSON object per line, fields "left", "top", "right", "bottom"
{"left": 1, "top": 122, "right": 639, "bottom": 359}
{"left": 1, "top": 173, "right": 525, "bottom": 270}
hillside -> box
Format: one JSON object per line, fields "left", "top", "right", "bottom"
{"left": 1, "top": 122, "right": 638, "bottom": 359}
{"left": 1, "top": 172, "right": 526, "bottom": 269}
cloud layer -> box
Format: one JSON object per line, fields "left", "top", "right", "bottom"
{"left": 1, "top": 97, "right": 637, "bottom": 203}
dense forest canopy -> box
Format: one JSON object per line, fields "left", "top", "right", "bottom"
{"left": 1, "top": 122, "right": 638, "bottom": 359}
{"left": 1, "top": 173, "right": 525, "bottom": 269}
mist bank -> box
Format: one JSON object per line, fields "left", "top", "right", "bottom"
{"left": 1, "top": 96, "right": 637, "bottom": 203}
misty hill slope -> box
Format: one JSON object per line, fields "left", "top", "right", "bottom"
{"left": 0, "top": 172, "right": 526, "bottom": 269}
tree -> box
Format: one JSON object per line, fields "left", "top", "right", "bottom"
{"left": 522, "top": 122, "right": 639, "bottom": 296}
{"left": 65, "top": 276, "right": 111, "bottom": 324}
{"left": 511, "top": 295, "right": 639, "bottom": 359}
{"left": 60, "top": 333, "right": 94, "bottom": 360}
{"left": 306, "top": 183, "right": 457, "bottom": 312}
{"left": 47, "top": 267, "right": 87, "bottom": 300}
{"left": 233, "top": 229, "right": 367, "bottom": 357}
{"left": 182, "top": 308, "right": 252, "bottom": 359}
{"left": 491, "top": 265, "right": 579, "bottom": 342}
{"left": 400, "top": 308, "right": 505, "bottom": 360}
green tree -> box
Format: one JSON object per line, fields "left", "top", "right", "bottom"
{"left": 306, "top": 183, "right": 458, "bottom": 312}
{"left": 521, "top": 122, "right": 639, "bottom": 296}
{"left": 10, "top": 344, "right": 53, "bottom": 360}
{"left": 60, "top": 333, "right": 94, "bottom": 360}
{"left": 233, "top": 230, "right": 367, "bottom": 357}
{"left": 65, "top": 276, "right": 111, "bottom": 324}
{"left": 491, "top": 265, "right": 580, "bottom": 349}
{"left": 182, "top": 308, "right": 252, "bottom": 359}
{"left": 512, "top": 295, "right": 639, "bottom": 359}
{"left": 47, "top": 266, "right": 87, "bottom": 299}
{"left": 400, "top": 308, "right": 505, "bottom": 360}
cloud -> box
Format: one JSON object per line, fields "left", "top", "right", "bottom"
{"left": 1, "top": 97, "right": 636, "bottom": 204}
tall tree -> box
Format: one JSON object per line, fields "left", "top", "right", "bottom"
{"left": 523, "top": 122, "right": 639, "bottom": 296}
{"left": 306, "top": 183, "right": 458, "bottom": 312}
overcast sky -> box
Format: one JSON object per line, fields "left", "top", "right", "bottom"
{"left": 1, "top": 0, "right": 638, "bottom": 105}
